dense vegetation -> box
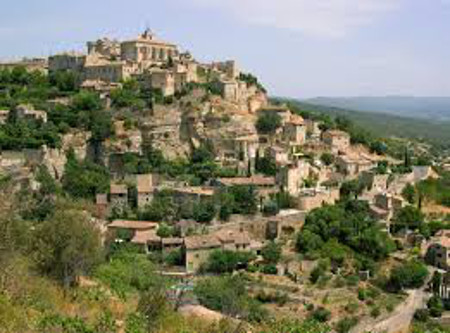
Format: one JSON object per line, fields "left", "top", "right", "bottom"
{"left": 296, "top": 200, "right": 396, "bottom": 271}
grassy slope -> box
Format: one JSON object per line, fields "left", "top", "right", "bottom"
{"left": 289, "top": 100, "right": 450, "bottom": 146}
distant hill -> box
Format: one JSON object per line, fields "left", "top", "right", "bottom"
{"left": 285, "top": 100, "right": 450, "bottom": 147}
{"left": 304, "top": 96, "right": 450, "bottom": 122}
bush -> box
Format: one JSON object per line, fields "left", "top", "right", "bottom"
{"left": 388, "top": 260, "right": 429, "bottom": 292}
{"left": 414, "top": 309, "right": 430, "bottom": 322}
{"left": 427, "top": 296, "right": 444, "bottom": 318}
{"left": 310, "top": 307, "right": 332, "bottom": 322}
{"left": 370, "top": 307, "right": 381, "bottom": 318}
{"left": 335, "top": 317, "right": 358, "bottom": 333}
{"left": 256, "top": 112, "right": 282, "bottom": 134}
{"left": 260, "top": 264, "right": 278, "bottom": 275}
{"left": 205, "top": 250, "right": 255, "bottom": 273}
{"left": 261, "top": 241, "right": 282, "bottom": 265}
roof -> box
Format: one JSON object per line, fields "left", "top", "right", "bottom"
{"left": 185, "top": 234, "right": 221, "bottom": 250}
{"left": 288, "top": 114, "right": 305, "bottom": 126}
{"left": 110, "top": 184, "right": 127, "bottom": 194}
{"left": 162, "top": 237, "right": 184, "bottom": 246}
{"left": 324, "top": 130, "right": 350, "bottom": 138}
{"left": 216, "top": 229, "right": 251, "bottom": 246}
{"left": 137, "top": 174, "right": 154, "bottom": 193}
{"left": 173, "top": 187, "right": 215, "bottom": 196}
{"left": 108, "top": 220, "right": 158, "bottom": 230}
{"left": 131, "top": 229, "right": 160, "bottom": 244}
{"left": 217, "top": 175, "right": 276, "bottom": 187}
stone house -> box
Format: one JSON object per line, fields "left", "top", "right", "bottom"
{"left": 284, "top": 115, "right": 306, "bottom": 145}
{"left": 258, "top": 106, "right": 292, "bottom": 125}
{"left": 277, "top": 159, "right": 310, "bottom": 196}
{"left": 322, "top": 130, "right": 350, "bottom": 153}
{"left": 335, "top": 154, "right": 376, "bottom": 178}
{"left": 305, "top": 119, "right": 321, "bottom": 139}
{"left": 83, "top": 56, "right": 136, "bottom": 83}
{"left": 146, "top": 69, "right": 175, "bottom": 97}
{"left": 370, "top": 192, "right": 405, "bottom": 223}
{"left": 171, "top": 187, "right": 215, "bottom": 206}
{"left": 16, "top": 104, "right": 47, "bottom": 123}
{"left": 184, "top": 228, "right": 252, "bottom": 273}
{"left": 110, "top": 183, "right": 128, "bottom": 211}
{"left": 215, "top": 175, "right": 277, "bottom": 200}
{"left": 137, "top": 174, "right": 156, "bottom": 209}
{"left": 107, "top": 219, "right": 158, "bottom": 243}
{"left": 426, "top": 230, "right": 450, "bottom": 270}
{"left": 296, "top": 187, "right": 340, "bottom": 212}
{"left": 361, "top": 171, "right": 389, "bottom": 193}
{"left": 267, "top": 146, "right": 290, "bottom": 165}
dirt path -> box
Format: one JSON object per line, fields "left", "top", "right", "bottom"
{"left": 351, "top": 289, "right": 430, "bottom": 333}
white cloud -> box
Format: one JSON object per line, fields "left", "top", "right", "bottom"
{"left": 190, "top": 0, "right": 402, "bottom": 38}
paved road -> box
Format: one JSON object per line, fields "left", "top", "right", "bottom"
{"left": 352, "top": 289, "right": 430, "bottom": 333}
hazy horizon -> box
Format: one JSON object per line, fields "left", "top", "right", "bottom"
{"left": 1, "top": 0, "right": 450, "bottom": 98}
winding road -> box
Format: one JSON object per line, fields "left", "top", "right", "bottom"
{"left": 351, "top": 289, "right": 430, "bottom": 333}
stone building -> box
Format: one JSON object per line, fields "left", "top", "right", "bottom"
{"left": 335, "top": 154, "right": 376, "bottom": 178}
{"left": 284, "top": 115, "right": 306, "bottom": 145}
{"left": 48, "top": 52, "right": 86, "bottom": 73}
{"left": 277, "top": 159, "right": 310, "bottom": 196}
{"left": 426, "top": 230, "right": 450, "bottom": 270}
{"left": 305, "top": 119, "right": 321, "bottom": 139}
{"left": 184, "top": 228, "right": 252, "bottom": 273}
{"left": 171, "top": 187, "right": 215, "bottom": 207}
{"left": 145, "top": 69, "right": 176, "bottom": 97}
{"left": 83, "top": 56, "right": 136, "bottom": 83}
{"left": 0, "top": 58, "right": 48, "bottom": 73}
{"left": 87, "top": 38, "right": 121, "bottom": 59}
{"left": 137, "top": 174, "right": 155, "bottom": 209}
{"left": 120, "top": 29, "right": 179, "bottom": 67}
{"left": 110, "top": 183, "right": 128, "bottom": 211}
{"left": 107, "top": 220, "right": 158, "bottom": 243}
{"left": 297, "top": 187, "right": 340, "bottom": 212}
{"left": 16, "top": 104, "right": 47, "bottom": 123}
{"left": 322, "top": 130, "right": 350, "bottom": 153}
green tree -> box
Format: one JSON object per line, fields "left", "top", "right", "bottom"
{"left": 256, "top": 112, "right": 282, "bottom": 134}
{"left": 32, "top": 206, "right": 102, "bottom": 287}
{"left": 402, "top": 183, "right": 417, "bottom": 204}
{"left": 261, "top": 241, "right": 282, "bottom": 265}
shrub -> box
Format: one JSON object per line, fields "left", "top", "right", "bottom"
{"left": 310, "top": 307, "right": 332, "bottom": 322}
{"left": 335, "top": 317, "right": 359, "bottom": 333}
{"left": 414, "top": 309, "right": 430, "bottom": 322}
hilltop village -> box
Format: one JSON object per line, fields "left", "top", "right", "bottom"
{"left": 1, "top": 30, "right": 450, "bottom": 333}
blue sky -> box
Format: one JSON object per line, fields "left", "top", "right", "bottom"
{"left": 1, "top": 0, "right": 449, "bottom": 98}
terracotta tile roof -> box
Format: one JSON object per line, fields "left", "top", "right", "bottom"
{"left": 216, "top": 229, "right": 251, "bottom": 246}
{"left": 110, "top": 184, "right": 127, "bottom": 194}
{"left": 217, "top": 175, "right": 276, "bottom": 187}
{"left": 131, "top": 229, "right": 160, "bottom": 244}
{"left": 185, "top": 234, "right": 221, "bottom": 250}
{"left": 108, "top": 220, "right": 158, "bottom": 230}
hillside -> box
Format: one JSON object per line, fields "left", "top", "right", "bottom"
{"left": 287, "top": 100, "right": 450, "bottom": 147}
{"left": 304, "top": 96, "right": 450, "bottom": 121}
